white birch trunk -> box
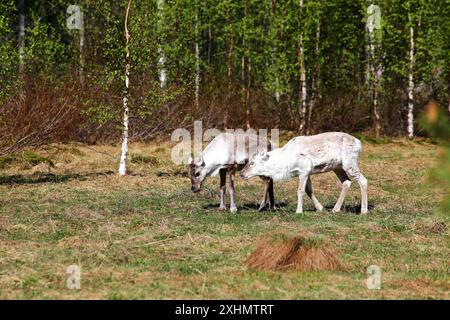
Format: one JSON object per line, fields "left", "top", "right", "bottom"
{"left": 246, "top": 54, "right": 252, "bottom": 129}
{"left": 275, "top": 78, "right": 280, "bottom": 103}
{"left": 119, "top": 0, "right": 132, "bottom": 176}
{"left": 370, "top": 33, "right": 381, "bottom": 137}
{"left": 307, "top": 21, "right": 320, "bottom": 135}
{"left": 243, "top": 0, "right": 249, "bottom": 128}
{"left": 367, "top": 3, "right": 381, "bottom": 137}
{"left": 18, "top": 0, "right": 25, "bottom": 75}
{"left": 157, "top": 0, "right": 167, "bottom": 90}
{"left": 298, "top": 0, "right": 307, "bottom": 133}
{"left": 79, "top": 10, "right": 85, "bottom": 86}
{"left": 407, "top": 15, "right": 415, "bottom": 138}
{"left": 194, "top": 5, "right": 200, "bottom": 109}
{"left": 225, "top": 10, "right": 234, "bottom": 129}
{"left": 207, "top": 27, "right": 212, "bottom": 64}
{"left": 270, "top": 0, "right": 280, "bottom": 103}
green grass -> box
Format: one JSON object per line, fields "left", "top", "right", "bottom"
{"left": 0, "top": 140, "right": 448, "bottom": 299}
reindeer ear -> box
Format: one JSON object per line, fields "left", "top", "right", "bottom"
{"left": 196, "top": 154, "right": 205, "bottom": 167}
{"left": 188, "top": 155, "right": 193, "bottom": 164}
{"left": 259, "top": 150, "right": 267, "bottom": 157}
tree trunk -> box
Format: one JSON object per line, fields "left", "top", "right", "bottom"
{"left": 225, "top": 9, "right": 234, "bottom": 130}
{"left": 407, "top": 15, "right": 415, "bottom": 138}
{"left": 157, "top": 0, "right": 167, "bottom": 90}
{"left": 241, "top": 44, "right": 245, "bottom": 84}
{"left": 119, "top": 0, "right": 132, "bottom": 176}
{"left": 371, "top": 35, "right": 381, "bottom": 138}
{"left": 207, "top": 27, "right": 211, "bottom": 65}
{"left": 270, "top": 0, "right": 280, "bottom": 103}
{"left": 246, "top": 54, "right": 252, "bottom": 129}
{"left": 448, "top": 74, "right": 450, "bottom": 113}
{"left": 242, "top": 0, "right": 248, "bottom": 128}
{"left": 307, "top": 20, "right": 320, "bottom": 135}
{"left": 194, "top": 4, "right": 200, "bottom": 110}
{"left": 79, "top": 9, "right": 85, "bottom": 86}
{"left": 18, "top": 0, "right": 26, "bottom": 76}
{"left": 367, "top": 3, "right": 381, "bottom": 137}
{"left": 298, "top": 0, "right": 307, "bottom": 133}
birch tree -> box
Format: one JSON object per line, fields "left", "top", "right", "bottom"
{"left": 222, "top": 0, "right": 235, "bottom": 129}
{"left": 194, "top": 1, "right": 200, "bottom": 110}
{"left": 298, "top": 0, "right": 307, "bottom": 133}
{"left": 157, "top": 0, "right": 167, "bottom": 90}
{"left": 407, "top": 12, "right": 415, "bottom": 138}
{"left": 307, "top": 1, "right": 322, "bottom": 135}
{"left": 367, "top": 3, "right": 382, "bottom": 137}
{"left": 269, "top": 0, "right": 280, "bottom": 103}
{"left": 79, "top": 8, "right": 85, "bottom": 86}
{"left": 67, "top": 5, "right": 85, "bottom": 85}
{"left": 119, "top": 0, "right": 132, "bottom": 176}
{"left": 242, "top": 0, "right": 249, "bottom": 128}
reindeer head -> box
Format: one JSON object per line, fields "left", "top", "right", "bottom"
{"left": 187, "top": 155, "right": 206, "bottom": 193}
{"left": 240, "top": 150, "right": 270, "bottom": 179}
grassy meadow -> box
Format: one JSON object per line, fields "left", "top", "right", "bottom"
{"left": 0, "top": 138, "right": 448, "bottom": 299}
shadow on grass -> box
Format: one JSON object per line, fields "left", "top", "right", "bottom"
{"left": 202, "top": 201, "right": 288, "bottom": 211}
{"left": 0, "top": 170, "right": 115, "bottom": 185}
{"left": 324, "top": 203, "right": 375, "bottom": 214}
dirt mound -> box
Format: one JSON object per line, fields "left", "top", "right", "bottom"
{"left": 246, "top": 231, "right": 344, "bottom": 272}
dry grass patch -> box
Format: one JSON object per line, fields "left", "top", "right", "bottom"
{"left": 246, "top": 231, "right": 345, "bottom": 272}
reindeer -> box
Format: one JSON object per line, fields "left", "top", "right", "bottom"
{"left": 187, "top": 132, "right": 275, "bottom": 213}
{"left": 240, "top": 132, "right": 368, "bottom": 214}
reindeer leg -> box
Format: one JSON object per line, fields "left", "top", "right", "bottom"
{"left": 296, "top": 174, "right": 309, "bottom": 214}
{"left": 258, "top": 177, "right": 270, "bottom": 211}
{"left": 305, "top": 177, "right": 324, "bottom": 212}
{"left": 219, "top": 169, "right": 227, "bottom": 211}
{"left": 342, "top": 152, "right": 369, "bottom": 214}
{"left": 345, "top": 166, "right": 368, "bottom": 215}
{"left": 332, "top": 169, "right": 352, "bottom": 213}
{"left": 229, "top": 167, "right": 238, "bottom": 213}
{"left": 268, "top": 178, "right": 275, "bottom": 210}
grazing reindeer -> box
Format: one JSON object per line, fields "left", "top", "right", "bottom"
{"left": 187, "top": 132, "right": 275, "bottom": 213}
{"left": 240, "top": 132, "right": 368, "bottom": 214}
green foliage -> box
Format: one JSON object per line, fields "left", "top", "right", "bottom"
{"left": 420, "top": 103, "right": 450, "bottom": 218}
{"left": 0, "top": 0, "right": 19, "bottom": 102}
{"left": 0, "top": 0, "right": 450, "bottom": 136}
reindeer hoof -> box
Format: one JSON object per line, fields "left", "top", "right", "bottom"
{"left": 258, "top": 204, "right": 268, "bottom": 212}
{"left": 360, "top": 209, "right": 368, "bottom": 215}
{"left": 317, "top": 206, "right": 325, "bottom": 213}
{"left": 295, "top": 209, "right": 303, "bottom": 214}
{"left": 219, "top": 206, "right": 227, "bottom": 211}
{"left": 230, "top": 206, "right": 238, "bottom": 213}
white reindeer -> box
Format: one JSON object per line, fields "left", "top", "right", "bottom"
{"left": 240, "top": 132, "right": 368, "bottom": 214}
{"left": 188, "top": 132, "right": 275, "bottom": 212}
